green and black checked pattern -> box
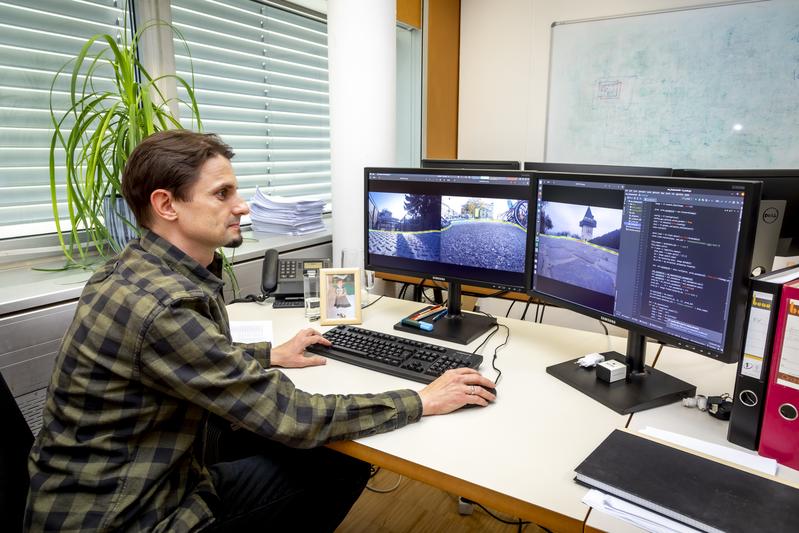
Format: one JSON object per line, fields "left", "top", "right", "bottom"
{"left": 26, "top": 230, "right": 422, "bottom": 532}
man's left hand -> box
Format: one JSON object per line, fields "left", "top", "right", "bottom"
{"left": 270, "top": 328, "right": 330, "bottom": 368}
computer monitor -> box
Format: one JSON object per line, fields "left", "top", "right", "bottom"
{"left": 529, "top": 172, "right": 760, "bottom": 414}
{"left": 421, "top": 159, "right": 521, "bottom": 171}
{"left": 674, "top": 169, "right": 798, "bottom": 251}
{"left": 365, "top": 167, "right": 533, "bottom": 344}
{"left": 524, "top": 161, "right": 672, "bottom": 176}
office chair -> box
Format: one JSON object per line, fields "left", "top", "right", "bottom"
{"left": 0, "top": 372, "right": 35, "bottom": 533}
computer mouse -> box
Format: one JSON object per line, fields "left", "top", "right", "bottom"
{"left": 481, "top": 386, "right": 497, "bottom": 396}
{"left": 461, "top": 385, "right": 496, "bottom": 409}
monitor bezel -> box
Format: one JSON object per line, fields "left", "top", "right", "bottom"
{"left": 526, "top": 171, "right": 761, "bottom": 363}
{"left": 364, "top": 166, "right": 535, "bottom": 292}
{"left": 524, "top": 161, "right": 672, "bottom": 176}
{"left": 421, "top": 159, "right": 521, "bottom": 171}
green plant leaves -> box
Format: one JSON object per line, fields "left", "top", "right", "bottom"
{"left": 49, "top": 16, "right": 202, "bottom": 268}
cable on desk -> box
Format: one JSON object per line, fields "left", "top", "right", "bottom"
{"left": 597, "top": 319, "right": 609, "bottom": 336}
{"left": 490, "top": 324, "right": 510, "bottom": 386}
{"left": 472, "top": 323, "right": 500, "bottom": 355}
{"left": 538, "top": 304, "right": 547, "bottom": 323}
{"left": 471, "top": 310, "right": 509, "bottom": 385}
{"left": 505, "top": 300, "right": 515, "bottom": 318}
{"left": 398, "top": 283, "right": 409, "bottom": 300}
{"left": 651, "top": 342, "right": 665, "bottom": 367}
{"left": 360, "top": 294, "right": 385, "bottom": 309}
{"left": 520, "top": 297, "right": 532, "bottom": 321}
{"left": 228, "top": 293, "right": 267, "bottom": 304}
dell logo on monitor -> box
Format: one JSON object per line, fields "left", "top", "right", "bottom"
{"left": 762, "top": 207, "right": 779, "bottom": 224}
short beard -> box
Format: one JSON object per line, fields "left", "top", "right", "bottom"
{"left": 223, "top": 234, "right": 244, "bottom": 248}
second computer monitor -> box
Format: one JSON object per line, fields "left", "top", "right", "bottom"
{"left": 529, "top": 172, "right": 760, "bottom": 413}
{"left": 529, "top": 172, "right": 759, "bottom": 362}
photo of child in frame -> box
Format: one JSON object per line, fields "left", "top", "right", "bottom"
{"left": 331, "top": 275, "right": 354, "bottom": 318}
{"left": 319, "top": 268, "right": 362, "bottom": 325}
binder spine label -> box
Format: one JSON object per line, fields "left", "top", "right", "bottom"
{"left": 776, "top": 299, "right": 799, "bottom": 390}
{"left": 741, "top": 291, "right": 773, "bottom": 379}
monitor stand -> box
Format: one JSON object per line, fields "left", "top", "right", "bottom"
{"left": 393, "top": 281, "right": 496, "bottom": 345}
{"left": 546, "top": 332, "right": 696, "bottom": 414}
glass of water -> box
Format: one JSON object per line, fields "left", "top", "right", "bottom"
{"left": 303, "top": 271, "right": 320, "bottom": 320}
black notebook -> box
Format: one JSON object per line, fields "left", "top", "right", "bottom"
{"left": 575, "top": 429, "right": 799, "bottom": 533}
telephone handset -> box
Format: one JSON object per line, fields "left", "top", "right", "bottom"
{"left": 261, "top": 249, "right": 330, "bottom": 304}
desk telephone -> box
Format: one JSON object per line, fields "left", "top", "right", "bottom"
{"left": 261, "top": 249, "right": 330, "bottom": 307}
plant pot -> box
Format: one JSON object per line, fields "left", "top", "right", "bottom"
{"left": 103, "top": 195, "right": 139, "bottom": 251}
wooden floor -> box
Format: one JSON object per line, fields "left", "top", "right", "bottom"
{"left": 336, "top": 468, "right": 547, "bottom": 533}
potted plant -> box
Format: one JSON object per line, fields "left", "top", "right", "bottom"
{"left": 48, "top": 20, "right": 201, "bottom": 268}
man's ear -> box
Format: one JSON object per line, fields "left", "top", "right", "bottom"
{"left": 150, "top": 189, "right": 179, "bottom": 222}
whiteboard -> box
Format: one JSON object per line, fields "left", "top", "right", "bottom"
{"left": 545, "top": 0, "right": 799, "bottom": 169}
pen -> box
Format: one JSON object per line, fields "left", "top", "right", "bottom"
{"left": 401, "top": 318, "right": 434, "bottom": 331}
{"left": 408, "top": 305, "right": 444, "bottom": 321}
{"left": 431, "top": 309, "right": 448, "bottom": 322}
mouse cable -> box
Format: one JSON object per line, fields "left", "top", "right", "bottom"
{"left": 505, "top": 300, "right": 515, "bottom": 318}
{"left": 490, "top": 324, "right": 510, "bottom": 386}
{"left": 472, "top": 323, "right": 500, "bottom": 355}
{"left": 537, "top": 304, "right": 547, "bottom": 323}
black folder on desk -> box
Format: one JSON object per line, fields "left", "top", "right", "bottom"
{"left": 575, "top": 429, "right": 799, "bottom": 533}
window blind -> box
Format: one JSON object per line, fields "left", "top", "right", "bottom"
{"left": 171, "top": 0, "right": 330, "bottom": 205}
{"left": 0, "top": 0, "right": 125, "bottom": 238}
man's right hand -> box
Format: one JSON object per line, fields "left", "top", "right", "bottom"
{"left": 418, "top": 368, "right": 496, "bottom": 415}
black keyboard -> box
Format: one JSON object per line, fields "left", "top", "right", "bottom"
{"left": 306, "top": 325, "right": 483, "bottom": 384}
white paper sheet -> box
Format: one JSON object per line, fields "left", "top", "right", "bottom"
{"left": 583, "top": 489, "right": 701, "bottom": 533}
{"left": 640, "top": 426, "right": 778, "bottom": 475}
{"left": 230, "top": 321, "right": 273, "bottom": 344}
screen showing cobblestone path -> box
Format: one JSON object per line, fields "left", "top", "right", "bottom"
{"left": 366, "top": 169, "right": 533, "bottom": 290}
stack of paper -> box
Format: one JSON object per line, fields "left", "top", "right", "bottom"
{"left": 249, "top": 187, "right": 325, "bottom": 235}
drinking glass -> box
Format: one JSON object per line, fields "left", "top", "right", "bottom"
{"left": 303, "top": 271, "right": 320, "bottom": 320}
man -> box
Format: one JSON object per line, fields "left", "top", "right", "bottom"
{"left": 26, "top": 130, "right": 496, "bottom": 532}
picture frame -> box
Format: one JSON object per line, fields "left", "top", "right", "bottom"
{"left": 319, "top": 267, "right": 362, "bottom": 325}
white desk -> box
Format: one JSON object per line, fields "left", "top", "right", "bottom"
{"left": 229, "top": 296, "right": 799, "bottom": 533}
{"left": 228, "top": 296, "right": 632, "bottom": 533}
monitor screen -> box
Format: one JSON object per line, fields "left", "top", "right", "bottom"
{"left": 524, "top": 161, "right": 672, "bottom": 176}
{"left": 422, "top": 159, "right": 521, "bottom": 171}
{"left": 365, "top": 168, "right": 533, "bottom": 291}
{"left": 529, "top": 173, "right": 760, "bottom": 362}
{"left": 674, "top": 169, "right": 799, "bottom": 244}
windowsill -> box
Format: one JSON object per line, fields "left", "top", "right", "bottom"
{"left": 0, "top": 218, "right": 332, "bottom": 316}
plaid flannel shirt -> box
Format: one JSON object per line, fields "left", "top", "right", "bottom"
{"left": 26, "top": 230, "right": 422, "bottom": 532}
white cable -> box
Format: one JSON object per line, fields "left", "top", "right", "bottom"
{"left": 366, "top": 472, "right": 403, "bottom": 493}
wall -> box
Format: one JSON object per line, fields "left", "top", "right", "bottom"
{"left": 458, "top": 0, "right": 718, "bottom": 161}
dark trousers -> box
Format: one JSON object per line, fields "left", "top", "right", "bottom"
{"left": 204, "top": 425, "right": 370, "bottom": 532}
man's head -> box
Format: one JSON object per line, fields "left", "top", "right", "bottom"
{"left": 122, "top": 130, "right": 250, "bottom": 264}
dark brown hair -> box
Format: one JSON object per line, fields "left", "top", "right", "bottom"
{"left": 121, "top": 130, "right": 234, "bottom": 228}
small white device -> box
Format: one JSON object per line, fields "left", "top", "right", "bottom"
{"left": 596, "top": 360, "right": 626, "bottom": 383}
